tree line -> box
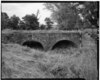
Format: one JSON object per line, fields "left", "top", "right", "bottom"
{"left": 1, "top": 12, "right": 54, "bottom": 30}
{"left": 2, "top": 2, "right": 98, "bottom": 30}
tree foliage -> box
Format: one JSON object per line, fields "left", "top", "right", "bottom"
{"left": 2, "top": 12, "right": 40, "bottom": 30}
{"left": 45, "top": 17, "right": 53, "bottom": 30}
{"left": 77, "top": 2, "right": 99, "bottom": 28}
{"left": 2, "top": 2, "right": 98, "bottom": 30}
{"left": 39, "top": 24, "right": 46, "bottom": 30}
{"left": 1, "top": 12, "right": 9, "bottom": 30}
{"left": 18, "top": 20, "right": 26, "bottom": 30}
{"left": 22, "top": 14, "right": 39, "bottom": 30}
{"left": 44, "top": 3, "right": 79, "bottom": 30}
{"left": 1, "top": 12, "right": 20, "bottom": 30}
{"left": 8, "top": 15, "right": 20, "bottom": 30}
{"left": 44, "top": 2, "right": 98, "bottom": 30}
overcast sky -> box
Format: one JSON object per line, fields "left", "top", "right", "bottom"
{"left": 2, "top": 3, "right": 52, "bottom": 24}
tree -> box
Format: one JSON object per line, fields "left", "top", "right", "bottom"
{"left": 44, "top": 2, "right": 98, "bottom": 30}
{"left": 1, "top": 12, "right": 9, "bottom": 30}
{"left": 45, "top": 17, "right": 53, "bottom": 30}
{"left": 39, "top": 24, "right": 46, "bottom": 30}
{"left": 18, "top": 20, "right": 26, "bottom": 30}
{"left": 22, "top": 14, "right": 39, "bottom": 30}
{"left": 44, "top": 3, "right": 78, "bottom": 30}
{"left": 77, "top": 2, "right": 99, "bottom": 28}
{"left": 8, "top": 15, "right": 20, "bottom": 30}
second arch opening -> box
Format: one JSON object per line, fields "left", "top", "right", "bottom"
{"left": 51, "top": 40, "right": 77, "bottom": 50}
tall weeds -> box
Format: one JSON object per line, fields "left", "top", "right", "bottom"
{"left": 2, "top": 39, "right": 97, "bottom": 80}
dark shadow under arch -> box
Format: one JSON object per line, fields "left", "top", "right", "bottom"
{"left": 52, "top": 40, "right": 77, "bottom": 50}
{"left": 22, "top": 41, "right": 44, "bottom": 50}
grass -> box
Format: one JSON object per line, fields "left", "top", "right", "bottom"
{"left": 2, "top": 34, "right": 98, "bottom": 79}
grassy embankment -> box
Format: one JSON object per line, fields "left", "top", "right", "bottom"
{"left": 2, "top": 32, "right": 98, "bottom": 79}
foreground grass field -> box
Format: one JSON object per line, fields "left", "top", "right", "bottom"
{"left": 2, "top": 34, "right": 98, "bottom": 79}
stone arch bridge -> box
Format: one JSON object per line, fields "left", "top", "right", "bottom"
{"left": 2, "top": 30, "right": 82, "bottom": 51}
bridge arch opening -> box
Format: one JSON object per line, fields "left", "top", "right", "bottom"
{"left": 22, "top": 41, "right": 44, "bottom": 50}
{"left": 51, "top": 40, "right": 77, "bottom": 50}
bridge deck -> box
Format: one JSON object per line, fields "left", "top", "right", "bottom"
{"left": 2, "top": 30, "right": 82, "bottom": 33}
{"left": 2, "top": 28, "right": 97, "bottom": 34}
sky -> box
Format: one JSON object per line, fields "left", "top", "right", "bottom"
{"left": 2, "top": 3, "right": 52, "bottom": 24}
